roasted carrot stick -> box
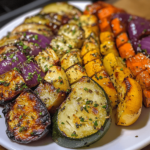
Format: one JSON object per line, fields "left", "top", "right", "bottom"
{"left": 136, "top": 69, "right": 150, "bottom": 89}
{"left": 118, "top": 42, "right": 135, "bottom": 59}
{"left": 126, "top": 53, "right": 150, "bottom": 77}
{"left": 143, "top": 89, "right": 150, "bottom": 107}
{"left": 99, "top": 18, "right": 112, "bottom": 32}
{"left": 111, "top": 18, "right": 125, "bottom": 36}
{"left": 116, "top": 32, "right": 129, "bottom": 48}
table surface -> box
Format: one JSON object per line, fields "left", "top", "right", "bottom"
{"left": 0, "top": 0, "right": 150, "bottom": 150}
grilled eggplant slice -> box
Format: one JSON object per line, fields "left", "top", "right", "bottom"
{"left": 52, "top": 76, "right": 111, "bottom": 148}
{"left": 44, "top": 66, "right": 70, "bottom": 92}
{"left": 66, "top": 64, "right": 87, "bottom": 85}
{"left": 0, "top": 70, "right": 26, "bottom": 105}
{"left": 35, "top": 48, "right": 59, "bottom": 72}
{"left": 2, "top": 89, "right": 51, "bottom": 143}
{"left": 61, "top": 50, "right": 82, "bottom": 71}
{"left": 12, "top": 23, "right": 53, "bottom": 37}
{"left": 40, "top": 2, "right": 82, "bottom": 17}
{"left": 34, "top": 81, "right": 67, "bottom": 114}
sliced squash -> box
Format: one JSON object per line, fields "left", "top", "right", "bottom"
{"left": 52, "top": 76, "right": 111, "bottom": 148}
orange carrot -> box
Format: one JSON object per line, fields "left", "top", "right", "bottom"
{"left": 143, "top": 89, "right": 150, "bottom": 107}
{"left": 98, "top": 7, "right": 117, "bottom": 20}
{"left": 111, "top": 18, "right": 125, "bottom": 36}
{"left": 118, "top": 42, "right": 135, "bottom": 59}
{"left": 116, "top": 32, "right": 129, "bottom": 48}
{"left": 99, "top": 18, "right": 112, "bottom": 32}
{"left": 84, "top": 4, "right": 102, "bottom": 15}
{"left": 136, "top": 69, "right": 150, "bottom": 89}
{"left": 126, "top": 53, "right": 150, "bottom": 77}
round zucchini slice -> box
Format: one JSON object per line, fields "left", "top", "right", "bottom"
{"left": 52, "top": 76, "right": 111, "bottom": 148}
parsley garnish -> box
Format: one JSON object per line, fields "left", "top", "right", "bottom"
{"left": 34, "top": 35, "right": 38, "bottom": 40}
{"left": 94, "top": 120, "right": 98, "bottom": 126}
{"left": 102, "top": 105, "right": 106, "bottom": 108}
{"left": 120, "top": 68, "right": 123, "bottom": 71}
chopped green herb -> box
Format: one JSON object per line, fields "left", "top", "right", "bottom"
{"left": 12, "top": 59, "right": 15, "bottom": 62}
{"left": 23, "top": 45, "right": 28, "bottom": 50}
{"left": 23, "top": 33, "right": 26, "bottom": 37}
{"left": 19, "top": 115, "right": 22, "bottom": 119}
{"left": 66, "top": 89, "right": 70, "bottom": 92}
{"left": 72, "top": 29, "right": 76, "bottom": 35}
{"left": 138, "top": 44, "right": 141, "bottom": 47}
{"left": 102, "top": 105, "right": 106, "bottom": 108}
{"left": 86, "top": 100, "right": 93, "bottom": 104}
{"left": 61, "top": 122, "right": 65, "bottom": 124}
{"left": 35, "top": 43, "right": 39, "bottom": 46}
{"left": 69, "top": 44, "right": 72, "bottom": 48}
{"left": 89, "top": 118, "right": 92, "bottom": 121}
{"left": 45, "top": 67, "right": 48, "bottom": 72}
{"left": 94, "top": 104, "right": 99, "bottom": 107}
{"left": 83, "top": 106, "right": 89, "bottom": 113}
{"left": 120, "top": 68, "right": 123, "bottom": 71}
{"left": 9, "top": 53, "right": 14, "bottom": 58}
{"left": 94, "top": 120, "right": 98, "bottom": 126}
{"left": 99, "top": 76, "right": 103, "bottom": 79}
{"left": 57, "top": 88, "right": 60, "bottom": 93}
{"left": 34, "top": 35, "right": 38, "bottom": 40}
{"left": 19, "top": 126, "right": 26, "bottom": 132}
{"left": 79, "top": 117, "right": 84, "bottom": 122}
{"left": 3, "top": 82, "right": 10, "bottom": 87}
{"left": 53, "top": 48, "right": 57, "bottom": 52}
{"left": 37, "top": 74, "right": 42, "bottom": 82}
{"left": 39, "top": 112, "right": 42, "bottom": 115}
{"left": 84, "top": 87, "right": 88, "bottom": 91}
{"left": 0, "top": 115, "right": 2, "bottom": 118}
{"left": 66, "top": 50, "right": 70, "bottom": 53}
{"left": 71, "top": 131, "right": 78, "bottom": 137}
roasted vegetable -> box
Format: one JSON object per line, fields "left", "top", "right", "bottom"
{"left": 58, "top": 24, "right": 85, "bottom": 48}
{"left": 61, "top": 50, "right": 82, "bottom": 71}
{"left": 35, "top": 48, "right": 59, "bottom": 72}
{"left": 0, "top": 70, "right": 26, "bottom": 105}
{"left": 0, "top": 49, "right": 27, "bottom": 75}
{"left": 12, "top": 23, "right": 53, "bottom": 37}
{"left": 44, "top": 66, "right": 70, "bottom": 92}
{"left": 92, "top": 70, "right": 118, "bottom": 108}
{"left": 3, "top": 89, "right": 51, "bottom": 143}
{"left": 100, "top": 41, "right": 119, "bottom": 56}
{"left": 19, "top": 61, "right": 45, "bottom": 88}
{"left": 143, "top": 89, "right": 150, "bottom": 107}
{"left": 52, "top": 76, "right": 111, "bottom": 148}
{"left": 100, "top": 31, "right": 114, "bottom": 43}
{"left": 116, "top": 78, "right": 142, "bottom": 126}
{"left": 103, "top": 53, "right": 126, "bottom": 76}
{"left": 66, "top": 64, "right": 87, "bottom": 84}
{"left": 34, "top": 81, "right": 67, "bottom": 114}
{"left": 40, "top": 2, "right": 82, "bottom": 17}
{"left": 85, "top": 59, "right": 105, "bottom": 77}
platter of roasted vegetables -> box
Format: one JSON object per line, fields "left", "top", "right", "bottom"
{"left": 0, "top": 1, "right": 150, "bottom": 150}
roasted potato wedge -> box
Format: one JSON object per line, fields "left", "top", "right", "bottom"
{"left": 85, "top": 59, "right": 105, "bottom": 77}
{"left": 82, "top": 26, "right": 99, "bottom": 38}
{"left": 100, "top": 41, "right": 119, "bottom": 56}
{"left": 66, "top": 64, "right": 87, "bottom": 84}
{"left": 0, "top": 70, "right": 26, "bottom": 105}
{"left": 79, "top": 14, "right": 98, "bottom": 27}
{"left": 61, "top": 50, "right": 82, "bottom": 71}
{"left": 34, "top": 81, "right": 67, "bottom": 114}
{"left": 116, "top": 78, "right": 142, "bottom": 126}
{"left": 92, "top": 70, "right": 118, "bottom": 108}
{"left": 58, "top": 24, "right": 85, "bottom": 48}
{"left": 24, "top": 15, "right": 50, "bottom": 25}
{"left": 3, "top": 89, "right": 51, "bottom": 143}
{"left": 35, "top": 48, "right": 59, "bottom": 72}
{"left": 44, "top": 66, "right": 70, "bottom": 92}
{"left": 12, "top": 23, "right": 53, "bottom": 37}
{"left": 40, "top": 2, "right": 82, "bottom": 17}
{"left": 100, "top": 31, "right": 114, "bottom": 43}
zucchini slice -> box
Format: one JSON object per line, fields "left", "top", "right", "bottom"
{"left": 3, "top": 89, "right": 51, "bottom": 144}
{"left": 0, "top": 70, "right": 26, "bottom": 105}
{"left": 52, "top": 77, "right": 111, "bottom": 148}
{"left": 34, "top": 81, "right": 67, "bottom": 114}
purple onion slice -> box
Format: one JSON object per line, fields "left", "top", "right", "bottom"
{"left": 19, "top": 61, "right": 45, "bottom": 88}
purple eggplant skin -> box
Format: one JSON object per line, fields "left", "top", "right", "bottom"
{"left": 0, "top": 49, "right": 27, "bottom": 75}
{"left": 22, "top": 32, "right": 53, "bottom": 49}
{"left": 0, "top": 70, "right": 27, "bottom": 105}
{"left": 18, "top": 61, "right": 45, "bottom": 88}
{"left": 2, "top": 89, "right": 51, "bottom": 144}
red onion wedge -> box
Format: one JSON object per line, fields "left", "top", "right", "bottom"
{"left": 128, "top": 16, "right": 150, "bottom": 40}
{"left": 18, "top": 61, "right": 45, "bottom": 88}
{"left": 21, "top": 32, "right": 53, "bottom": 49}
{"left": 0, "top": 50, "right": 27, "bottom": 75}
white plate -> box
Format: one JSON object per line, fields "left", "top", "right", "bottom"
{"left": 0, "top": 2, "right": 150, "bottom": 150}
